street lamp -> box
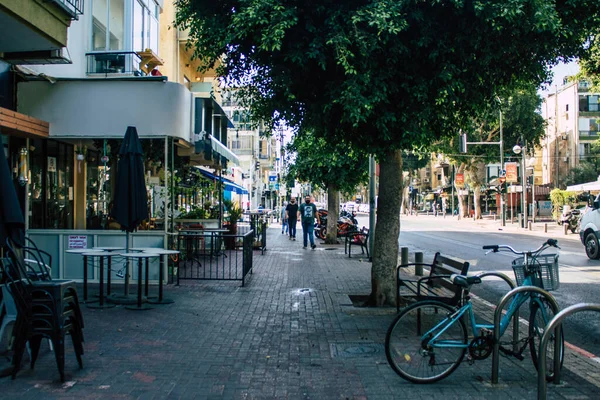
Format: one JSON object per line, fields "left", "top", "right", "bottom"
{"left": 512, "top": 142, "right": 527, "bottom": 228}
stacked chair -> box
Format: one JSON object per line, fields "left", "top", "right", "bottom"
{"left": 0, "top": 237, "right": 84, "bottom": 382}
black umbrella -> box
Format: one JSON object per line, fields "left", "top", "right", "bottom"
{"left": 110, "top": 126, "right": 148, "bottom": 296}
{"left": 0, "top": 136, "right": 24, "bottom": 247}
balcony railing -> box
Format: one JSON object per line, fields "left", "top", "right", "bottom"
{"left": 86, "top": 52, "right": 142, "bottom": 76}
{"left": 47, "top": 0, "right": 84, "bottom": 20}
{"left": 579, "top": 131, "right": 599, "bottom": 140}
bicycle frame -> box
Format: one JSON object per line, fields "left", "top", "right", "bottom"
{"left": 422, "top": 275, "right": 544, "bottom": 350}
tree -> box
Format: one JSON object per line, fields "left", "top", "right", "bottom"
{"left": 286, "top": 130, "right": 369, "bottom": 244}
{"left": 176, "top": 1, "right": 600, "bottom": 305}
{"left": 433, "top": 87, "right": 546, "bottom": 219}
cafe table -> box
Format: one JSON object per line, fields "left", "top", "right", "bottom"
{"left": 65, "top": 249, "right": 101, "bottom": 303}
{"left": 81, "top": 251, "right": 117, "bottom": 309}
{"left": 130, "top": 248, "right": 179, "bottom": 304}
{"left": 120, "top": 252, "right": 159, "bottom": 311}
{"left": 92, "top": 246, "right": 125, "bottom": 296}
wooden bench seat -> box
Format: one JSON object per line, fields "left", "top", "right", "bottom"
{"left": 395, "top": 252, "right": 470, "bottom": 312}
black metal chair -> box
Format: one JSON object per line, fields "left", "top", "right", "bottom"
{"left": 1, "top": 238, "right": 84, "bottom": 382}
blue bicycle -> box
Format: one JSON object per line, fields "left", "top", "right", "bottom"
{"left": 385, "top": 239, "right": 564, "bottom": 383}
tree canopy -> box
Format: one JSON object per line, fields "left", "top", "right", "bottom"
{"left": 286, "top": 130, "right": 369, "bottom": 195}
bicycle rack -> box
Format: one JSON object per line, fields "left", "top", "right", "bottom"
{"left": 538, "top": 303, "right": 600, "bottom": 400}
{"left": 491, "top": 286, "right": 559, "bottom": 384}
{"left": 475, "top": 271, "right": 520, "bottom": 353}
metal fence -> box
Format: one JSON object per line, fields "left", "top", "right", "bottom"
{"left": 174, "top": 230, "right": 254, "bottom": 286}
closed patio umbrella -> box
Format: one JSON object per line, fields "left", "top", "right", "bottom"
{"left": 110, "top": 126, "right": 148, "bottom": 297}
{"left": 0, "top": 137, "right": 24, "bottom": 247}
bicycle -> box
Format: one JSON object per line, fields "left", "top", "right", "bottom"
{"left": 385, "top": 239, "right": 564, "bottom": 384}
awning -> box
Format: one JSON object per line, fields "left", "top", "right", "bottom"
{"left": 196, "top": 168, "right": 248, "bottom": 194}
{"left": 209, "top": 136, "right": 240, "bottom": 166}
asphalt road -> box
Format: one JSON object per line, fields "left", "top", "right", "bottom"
{"left": 356, "top": 213, "right": 600, "bottom": 358}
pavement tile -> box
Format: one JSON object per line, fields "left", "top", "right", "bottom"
{"left": 0, "top": 222, "right": 598, "bottom": 399}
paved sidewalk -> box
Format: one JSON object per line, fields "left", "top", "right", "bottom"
{"left": 0, "top": 225, "right": 598, "bottom": 399}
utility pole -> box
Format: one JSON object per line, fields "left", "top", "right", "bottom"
{"left": 499, "top": 109, "right": 505, "bottom": 226}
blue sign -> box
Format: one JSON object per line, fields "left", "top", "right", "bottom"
{"left": 269, "top": 175, "right": 277, "bottom": 182}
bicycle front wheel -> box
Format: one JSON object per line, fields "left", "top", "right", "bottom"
{"left": 385, "top": 300, "right": 467, "bottom": 383}
{"left": 529, "top": 298, "right": 565, "bottom": 381}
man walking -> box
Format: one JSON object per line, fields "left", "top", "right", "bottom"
{"left": 280, "top": 201, "right": 288, "bottom": 234}
{"left": 286, "top": 197, "right": 299, "bottom": 240}
{"left": 299, "top": 195, "right": 319, "bottom": 249}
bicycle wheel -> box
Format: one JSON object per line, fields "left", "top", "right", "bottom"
{"left": 529, "top": 297, "right": 565, "bottom": 381}
{"left": 385, "top": 300, "right": 467, "bottom": 383}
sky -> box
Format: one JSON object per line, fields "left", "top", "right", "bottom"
{"left": 538, "top": 61, "right": 580, "bottom": 98}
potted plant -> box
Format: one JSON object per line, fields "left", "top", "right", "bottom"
{"left": 224, "top": 200, "right": 244, "bottom": 249}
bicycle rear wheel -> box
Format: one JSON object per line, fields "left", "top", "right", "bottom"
{"left": 385, "top": 300, "right": 467, "bottom": 383}
{"left": 529, "top": 297, "right": 565, "bottom": 381}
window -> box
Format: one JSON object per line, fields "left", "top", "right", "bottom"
{"left": 133, "top": 0, "right": 144, "bottom": 51}
{"left": 579, "top": 95, "right": 600, "bottom": 112}
{"left": 92, "top": 0, "right": 125, "bottom": 51}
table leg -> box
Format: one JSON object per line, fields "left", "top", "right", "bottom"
{"left": 126, "top": 258, "right": 152, "bottom": 311}
{"left": 149, "top": 254, "right": 174, "bottom": 305}
{"left": 83, "top": 255, "right": 88, "bottom": 302}
{"left": 107, "top": 256, "right": 112, "bottom": 296}
{"left": 87, "top": 256, "right": 115, "bottom": 309}
{"left": 144, "top": 258, "right": 149, "bottom": 298}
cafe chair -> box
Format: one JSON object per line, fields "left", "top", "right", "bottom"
{"left": 1, "top": 239, "right": 85, "bottom": 382}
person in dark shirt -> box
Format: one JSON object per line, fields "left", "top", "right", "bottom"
{"left": 299, "top": 195, "right": 319, "bottom": 249}
{"left": 285, "top": 197, "right": 299, "bottom": 240}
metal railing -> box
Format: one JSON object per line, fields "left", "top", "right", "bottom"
{"left": 538, "top": 303, "right": 600, "bottom": 399}
{"left": 47, "top": 0, "right": 84, "bottom": 19}
{"left": 85, "top": 51, "right": 142, "bottom": 76}
{"left": 175, "top": 230, "right": 254, "bottom": 286}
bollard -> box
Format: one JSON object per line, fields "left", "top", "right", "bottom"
{"left": 528, "top": 221, "right": 532, "bottom": 231}
{"left": 544, "top": 223, "right": 547, "bottom": 233}
{"left": 493, "top": 213, "right": 496, "bottom": 221}
{"left": 401, "top": 247, "right": 409, "bottom": 267}
{"left": 415, "top": 252, "right": 424, "bottom": 276}
{"left": 518, "top": 214, "right": 522, "bottom": 228}
{"left": 564, "top": 223, "right": 568, "bottom": 235}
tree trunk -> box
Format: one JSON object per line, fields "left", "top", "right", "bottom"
{"left": 458, "top": 193, "right": 468, "bottom": 218}
{"left": 473, "top": 186, "right": 482, "bottom": 219}
{"left": 366, "top": 149, "right": 402, "bottom": 307}
{"left": 325, "top": 183, "right": 339, "bottom": 244}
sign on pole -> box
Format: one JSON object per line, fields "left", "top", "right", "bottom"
{"left": 505, "top": 162, "right": 518, "bottom": 183}
{"left": 455, "top": 173, "right": 465, "bottom": 187}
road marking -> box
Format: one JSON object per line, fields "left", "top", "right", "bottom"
{"left": 470, "top": 293, "right": 600, "bottom": 362}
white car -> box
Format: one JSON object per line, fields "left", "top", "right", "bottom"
{"left": 579, "top": 199, "right": 599, "bottom": 259}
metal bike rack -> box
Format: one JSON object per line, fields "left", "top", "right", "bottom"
{"left": 475, "top": 271, "right": 520, "bottom": 353}
{"left": 538, "top": 303, "right": 600, "bottom": 399}
{"left": 491, "top": 286, "right": 559, "bottom": 384}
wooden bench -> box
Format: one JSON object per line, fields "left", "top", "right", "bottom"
{"left": 395, "top": 252, "right": 470, "bottom": 312}
{"left": 345, "top": 227, "right": 369, "bottom": 258}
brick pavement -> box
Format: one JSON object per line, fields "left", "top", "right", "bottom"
{"left": 0, "top": 223, "right": 598, "bottom": 399}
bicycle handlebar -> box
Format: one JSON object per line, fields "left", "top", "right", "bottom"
{"left": 482, "top": 239, "right": 560, "bottom": 255}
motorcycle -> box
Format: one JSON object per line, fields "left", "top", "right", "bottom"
{"left": 559, "top": 208, "right": 581, "bottom": 233}
{"left": 314, "top": 209, "right": 357, "bottom": 240}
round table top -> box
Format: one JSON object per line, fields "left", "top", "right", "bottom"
{"left": 131, "top": 247, "right": 180, "bottom": 255}
{"left": 65, "top": 249, "right": 94, "bottom": 254}
{"left": 93, "top": 246, "right": 125, "bottom": 251}
{"left": 81, "top": 251, "right": 111, "bottom": 257}
{"left": 119, "top": 252, "right": 160, "bottom": 258}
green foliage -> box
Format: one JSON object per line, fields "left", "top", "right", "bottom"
{"left": 178, "top": 205, "right": 209, "bottom": 219}
{"left": 564, "top": 161, "right": 599, "bottom": 187}
{"left": 577, "top": 31, "right": 600, "bottom": 91}
{"left": 549, "top": 189, "right": 578, "bottom": 221}
{"left": 223, "top": 199, "right": 243, "bottom": 223}
{"left": 286, "top": 130, "right": 369, "bottom": 194}
{"left": 176, "top": 1, "right": 599, "bottom": 157}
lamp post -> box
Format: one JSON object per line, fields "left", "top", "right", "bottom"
{"left": 513, "top": 142, "right": 527, "bottom": 228}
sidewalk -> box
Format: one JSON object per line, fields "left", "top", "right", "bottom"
{"left": 0, "top": 225, "right": 598, "bottom": 399}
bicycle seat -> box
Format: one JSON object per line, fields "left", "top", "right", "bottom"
{"left": 451, "top": 274, "right": 482, "bottom": 288}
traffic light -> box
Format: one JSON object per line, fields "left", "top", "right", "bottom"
{"left": 458, "top": 133, "right": 467, "bottom": 153}
{"left": 255, "top": 161, "right": 260, "bottom": 170}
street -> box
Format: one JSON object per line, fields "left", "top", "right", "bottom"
{"left": 357, "top": 212, "right": 600, "bottom": 358}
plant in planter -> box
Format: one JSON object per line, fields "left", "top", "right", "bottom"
{"left": 224, "top": 200, "right": 244, "bottom": 249}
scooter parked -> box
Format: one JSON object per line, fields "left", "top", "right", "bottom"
{"left": 560, "top": 208, "right": 581, "bottom": 233}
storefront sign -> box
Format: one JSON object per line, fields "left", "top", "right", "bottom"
{"left": 505, "top": 162, "right": 518, "bottom": 183}
{"left": 455, "top": 173, "right": 464, "bottom": 187}
{"left": 68, "top": 235, "right": 87, "bottom": 249}
{"left": 48, "top": 157, "right": 57, "bottom": 172}
{"left": 538, "top": 201, "right": 552, "bottom": 216}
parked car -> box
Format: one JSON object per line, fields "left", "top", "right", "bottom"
{"left": 578, "top": 197, "right": 598, "bottom": 259}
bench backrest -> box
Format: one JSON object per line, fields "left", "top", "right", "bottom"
{"left": 429, "top": 252, "right": 470, "bottom": 294}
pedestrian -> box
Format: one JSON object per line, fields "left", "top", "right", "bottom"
{"left": 280, "top": 201, "right": 288, "bottom": 234}
{"left": 299, "top": 195, "right": 319, "bottom": 249}
{"left": 286, "top": 197, "right": 299, "bottom": 240}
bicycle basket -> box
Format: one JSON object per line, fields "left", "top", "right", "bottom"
{"left": 511, "top": 254, "right": 560, "bottom": 291}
